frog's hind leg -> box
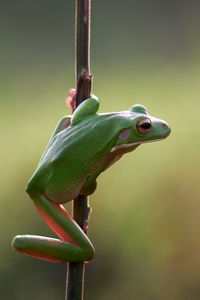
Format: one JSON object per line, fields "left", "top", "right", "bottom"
{"left": 12, "top": 193, "right": 95, "bottom": 263}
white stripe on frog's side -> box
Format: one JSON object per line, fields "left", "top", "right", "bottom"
{"left": 110, "top": 138, "right": 165, "bottom": 153}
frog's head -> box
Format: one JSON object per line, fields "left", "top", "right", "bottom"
{"left": 111, "top": 104, "right": 171, "bottom": 153}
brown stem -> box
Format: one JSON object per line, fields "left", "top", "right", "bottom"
{"left": 65, "top": 1, "right": 92, "bottom": 299}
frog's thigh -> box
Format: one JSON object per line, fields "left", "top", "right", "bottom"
{"left": 80, "top": 179, "right": 97, "bottom": 196}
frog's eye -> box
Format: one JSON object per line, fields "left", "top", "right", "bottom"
{"left": 136, "top": 118, "right": 151, "bottom": 134}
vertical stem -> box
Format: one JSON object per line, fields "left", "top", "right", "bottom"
{"left": 65, "top": 1, "right": 92, "bottom": 299}
{"left": 75, "top": 0, "right": 91, "bottom": 86}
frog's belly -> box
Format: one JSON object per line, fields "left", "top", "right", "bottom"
{"left": 44, "top": 177, "right": 86, "bottom": 204}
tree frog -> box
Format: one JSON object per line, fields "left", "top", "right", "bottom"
{"left": 12, "top": 96, "right": 170, "bottom": 263}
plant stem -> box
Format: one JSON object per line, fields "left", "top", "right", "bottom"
{"left": 75, "top": 0, "right": 91, "bottom": 86}
{"left": 65, "top": 1, "right": 92, "bottom": 299}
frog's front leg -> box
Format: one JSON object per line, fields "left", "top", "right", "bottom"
{"left": 80, "top": 155, "right": 121, "bottom": 196}
{"left": 12, "top": 193, "right": 95, "bottom": 263}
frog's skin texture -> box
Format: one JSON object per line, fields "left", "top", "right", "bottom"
{"left": 12, "top": 96, "right": 170, "bottom": 263}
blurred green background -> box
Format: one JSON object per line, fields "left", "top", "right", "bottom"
{"left": 1, "top": 1, "right": 200, "bottom": 299}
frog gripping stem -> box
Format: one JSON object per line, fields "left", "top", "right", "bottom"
{"left": 11, "top": 0, "right": 173, "bottom": 298}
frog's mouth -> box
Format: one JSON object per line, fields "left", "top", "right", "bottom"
{"left": 110, "top": 137, "right": 166, "bottom": 153}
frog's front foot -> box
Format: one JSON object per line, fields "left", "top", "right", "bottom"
{"left": 80, "top": 179, "right": 97, "bottom": 196}
{"left": 66, "top": 88, "right": 76, "bottom": 111}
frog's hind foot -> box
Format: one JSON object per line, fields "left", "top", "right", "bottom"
{"left": 12, "top": 193, "right": 95, "bottom": 263}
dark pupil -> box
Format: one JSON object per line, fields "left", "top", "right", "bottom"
{"left": 140, "top": 122, "right": 151, "bottom": 129}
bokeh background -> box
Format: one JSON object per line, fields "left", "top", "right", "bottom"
{"left": 1, "top": 1, "right": 200, "bottom": 299}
